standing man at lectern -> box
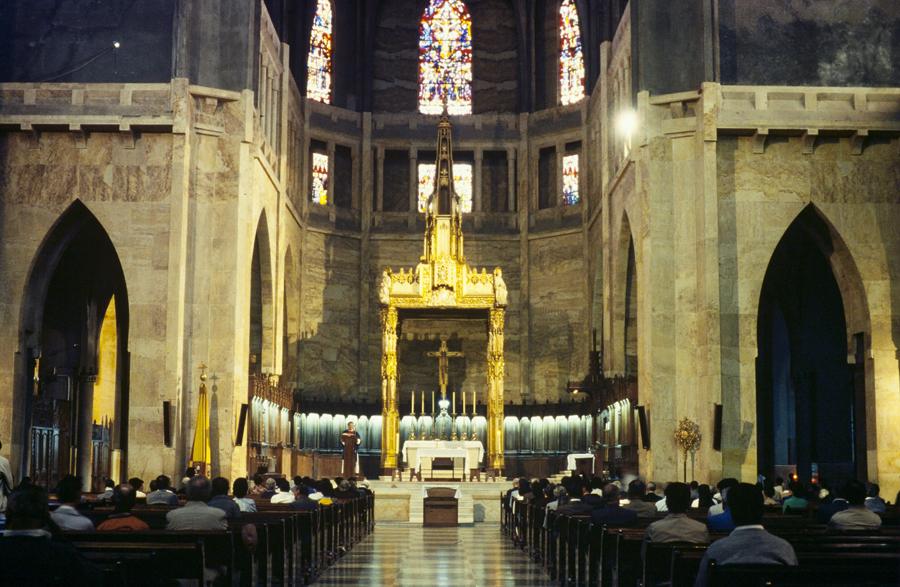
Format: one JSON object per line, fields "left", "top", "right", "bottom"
{"left": 341, "top": 421, "right": 362, "bottom": 477}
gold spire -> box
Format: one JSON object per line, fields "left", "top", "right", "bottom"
{"left": 423, "top": 115, "right": 465, "bottom": 267}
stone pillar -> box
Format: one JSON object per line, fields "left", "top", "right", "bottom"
{"left": 487, "top": 307, "right": 505, "bottom": 473}
{"left": 506, "top": 148, "right": 516, "bottom": 212}
{"left": 76, "top": 374, "right": 97, "bottom": 491}
{"left": 379, "top": 306, "right": 399, "bottom": 475}
{"left": 474, "top": 148, "right": 483, "bottom": 212}
{"left": 408, "top": 147, "right": 418, "bottom": 228}
{"left": 375, "top": 146, "right": 385, "bottom": 213}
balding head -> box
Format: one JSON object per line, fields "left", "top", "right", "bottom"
{"left": 603, "top": 483, "right": 621, "bottom": 505}
{"left": 112, "top": 483, "right": 137, "bottom": 513}
{"left": 186, "top": 476, "right": 212, "bottom": 502}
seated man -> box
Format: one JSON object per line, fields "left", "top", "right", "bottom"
{"left": 290, "top": 483, "right": 319, "bottom": 511}
{"left": 97, "top": 478, "right": 115, "bottom": 502}
{"left": 232, "top": 477, "right": 257, "bottom": 513}
{"left": 694, "top": 483, "right": 797, "bottom": 587}
{"left": 270, "top": 477, "right": 294, "bottom": 504}
{"left": 864, "top": 483, "right": 887, "bottom": 514}
{"left": 0, "top": 485, "right": 101, "bottom": 584}
{"left": 623, "top": 479, "right": 658, "bottom": 517}
{"left": 146, "top": 475, "right": 179, "bottom": 505}
{"left": 708, "top": 478, "right": 738, "bottom": 517}
{"left": 828, "top": 479, "right": 882, "bottom": 531}
{"left": 644, "top": 482, "right": 708, "bottom": 546}
{"left": 816, "top": 486, "right": 848, "bottom": 524}
{"left": 333, "top": 479, "right": 358, "bottom": 500}
{"left": 644, "top": 482, "right": 663, "bottom": 503}
{"left": 556, "top": 479, "right": 595, "bottom": 515}
{"left": 590, "top": 484, "right": 638, "bottom": 527}
{"left": 97, "top": 484, "right": 149, "bottom": 531}
{"left": 782, "top": 480, "right": 809, "bottom": 514}
{"left": 166, "top": 476, "right": 227, "bottom": 531}
{"left": 128, "top": 477, "right": 146, "bottom": 499}
{"left": 50, "top": 475, "right": 94, "bottom": 531}
{"left": 208, "top": 477, "right": 241, "bottom": 519}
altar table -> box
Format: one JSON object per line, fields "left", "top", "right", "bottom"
{"left": 402, "top": 440, "right": 484, "bottom": 480}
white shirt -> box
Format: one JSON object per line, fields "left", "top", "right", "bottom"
{"left": 656, "top": 499, "right": 668, "bottom": 512}
{"left": 271, "top": 491, "right": 294, "bottom": 504}
{"left": 0, "top": 455, "right": 14, "bottom": 513}
{"left": 234, "top": 496, "right": 258, "bottom": 512}
{"left": 51, "top": 504, "right": 95, "bottom": 531}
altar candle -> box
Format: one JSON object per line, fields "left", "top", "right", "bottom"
{"left": 463, "top": 391, "right": 467, "bottom": 415}
{"left": 472, "top": 391, "right": 476, "bottom": 416}
{"left": 452, "top": 391, "right": 456, "bottom": 414}
{"left": 411, "top": 390, "right": 414, "bottom": 414}
{"left": 421, "top": 391, "right": 425, "bottom": 416}
{"left": 432, "top": 391, "right": 435, "bottom": 414}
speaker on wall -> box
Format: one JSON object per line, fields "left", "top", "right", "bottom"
{"left": 713, "top": 403, "right": 723, "bottom": 451}
{"left": 163, "top": 401, "right": 172, "bottom": 447}
{"left": 636, "top": 405, "right": 650, "bottom": 450}
{"left": 235, "top": 403, "right": 249, "bottom": 446}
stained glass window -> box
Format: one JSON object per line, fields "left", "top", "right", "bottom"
{"left": 306, "top": 0, "right": 333, "bottom": 103}
{"left": 418, "top": 0, "right": 473, "bottom": 115}
{"left": 559, "top": 0, "right": 585, "bottom": 106}
{"left": 418, "top": 163, "right": 473, "bottom": 212}
{"left": 562, "top": 154, "right": 579, "bottom": 205}
{"left": 311, "top": 152, "right": 329, "bottom": 205}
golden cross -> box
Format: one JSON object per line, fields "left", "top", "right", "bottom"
{"left": 426, "top": 335, "right": 464, "bottom": 398}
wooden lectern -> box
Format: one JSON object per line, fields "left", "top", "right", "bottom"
{"left": 341, "top": 431, "right": 358, "bottom": 477}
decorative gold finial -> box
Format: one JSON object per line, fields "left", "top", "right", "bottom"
{"left": 199, "top": 363, "right": 208, "bottom": 382}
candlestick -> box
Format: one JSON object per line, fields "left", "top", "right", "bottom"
{"left": 421, "top": 391, "right": 425, "bottom": 416}
{"left": 462, "top": 390, "right": 467, "bottom": 415}
{"left": 411, "top": 390, "right": 415, "bottom": 415}
{"left": 452, "top": 391, "right": 456, "bottom": 415}
{"left": 432, "top": 391, "right": 435, "bottom": 415}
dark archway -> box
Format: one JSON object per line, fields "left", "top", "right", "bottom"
{"left": 19, "top": 201, "right": 129, "bottom": 491}
{"left": 756, "top": 206, "right": 868, "bottom": 487}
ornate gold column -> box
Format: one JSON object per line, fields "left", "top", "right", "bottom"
{"left": 379, "top": 306, "right": 399, "bottom": 474}
{"left": 487, "top": 307, "right": 505, "bottom": 473}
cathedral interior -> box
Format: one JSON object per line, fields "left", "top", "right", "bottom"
{"left": 0, "top": 0, "right": 899, "bottom": 509}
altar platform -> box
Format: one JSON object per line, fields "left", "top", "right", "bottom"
{"left": 368, "top": 478, "right": 508, "bottom": 525}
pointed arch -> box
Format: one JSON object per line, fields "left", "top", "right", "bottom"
{"left": 250, "top": 211, "right": 275, "bottom": 374}
{"left": 306, "top": 0, "right": 334, "bottom": 103}
{"left": 756, "top": 203, "right": 872, "bottom": 484}
{"left": 559, "top": 0, "right": 585, "bottom": 105}
{"left": 17, "top": 199, "right": 130, "bottom": 489}
{"left": 612, "top": 211, "right": 637, "bottom": 375}
{"left": 418, "top": 0, "right": 473, "bottom": 115}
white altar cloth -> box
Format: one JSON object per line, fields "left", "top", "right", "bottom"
{"left": 402, "top": 440, "right": 484, "bottom": 471}
{"left": 566, "top": 452, "right": 594, "bottom": 471}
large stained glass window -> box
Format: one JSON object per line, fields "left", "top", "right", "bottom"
{"left": 562, "top": 154, "right": 580, "bottom": 205}
{"left": 418, "top": 163, "right": 473, "bottom": 212}
{"left": 559, "top": 0, "right": 585, "bottom": 105}
{"left": 311, "top": 152, "right": 329, "bottom": 205}
{"left": 306, "top": 0, "right": 333, "bottom": 103}
{"left": 418, "top": 0, "right": 473, "bottom": 115}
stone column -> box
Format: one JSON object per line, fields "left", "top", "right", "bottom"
{"left": 408, "top": 147, "right": 418, "bottom": 228}
{"left": 375, "top": 146, "right": 385, "bottom": 213}
{"left": 379, "top": 306, "right": 399, "bottom": 475}
{"left": 474, "top": 148, "right": 483, "bottom": 212}
{"left": 77, "top": 374, "right": 97, "bottom": 491}
{"left": 487, "top": 307, "right": 505, "bottom": 474}
{"left": 506, "top": 148, "right": 516, "bottom": 212}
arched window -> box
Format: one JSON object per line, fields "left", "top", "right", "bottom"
{"left": 306, "top": 0, "right": 333, "bottom": 103}
{"left": 418, "top": 0, "right": 473, "bottom": 115}
{"left": 417, "top": 162, "right": 473, "bottom": 212}
{"left": 559, "top": 0, "right": 585, "bottom": 105}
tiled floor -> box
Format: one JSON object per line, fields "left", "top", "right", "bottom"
{"left": 313, "top": 523, "right": 553, "bottom": 586}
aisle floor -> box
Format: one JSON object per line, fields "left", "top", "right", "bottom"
{"left": 313, "top": 523, "right": 554, "bottom": 586}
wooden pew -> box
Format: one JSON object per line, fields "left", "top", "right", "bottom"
{"left": 707, "top": 553, "right": 900, "bottom": 586}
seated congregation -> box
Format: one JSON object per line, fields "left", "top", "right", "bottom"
{"left": 502, "top": 474, "right": 899, "bottom": 586}
{"left": 0, "top": 471, "right": 374, "bottom": 585}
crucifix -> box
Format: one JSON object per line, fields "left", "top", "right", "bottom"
{"left": 426, "top": 335, "right": 464, "bottom": 399}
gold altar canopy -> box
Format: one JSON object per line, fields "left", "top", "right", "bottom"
{"left": 378, "top": 116, "right": 507, "bottom": 476}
